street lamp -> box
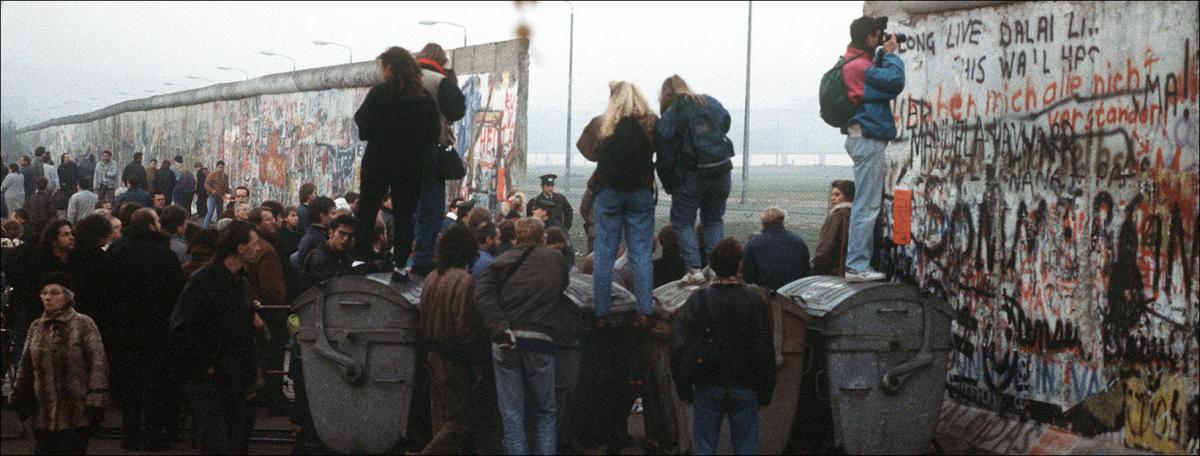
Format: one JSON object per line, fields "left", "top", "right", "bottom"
{"left": 417, "top": 20, "right": 467, "bottom": 48}
{"left": 187, "top": 75, "right": 217, "bottom": 84}
{"left": 216, "top": 66, "right": 250, "bottom": 80}
{"left": 164, "top": 82, "right": 189, "bottom": 90}
{"left": 562, "top": 1, "right": 575, "bottom": 177}
{"left": 145, "top": 89, "right": 161, "bottom": 94}
{"left": 313, "top": 40, "right": 353, "bottom": 63}
{"left": 740, "top": 1, "right": 752, "bottom": 204}
{"left": 261, "top": 51, "right": 297, "bottom": 72}
{"left": 118, "top": 91, "right": 137, "bottom": 97}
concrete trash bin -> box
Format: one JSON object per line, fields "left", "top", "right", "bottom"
{"left": 290, "top": 273, "right": 423, "bottom": 454}
{"left": 776, "top": 276, "right": 953, "bottom": 455}
{"left": 648, "top": 279, "right": 809, "bottom": 454}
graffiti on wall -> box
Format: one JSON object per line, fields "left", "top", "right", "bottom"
{"left": 452, "top": 71, "right": 520, "bottom": 211}
{"left": 877, "top": 1, "right": 1198, "bottom": 453}
{"left": 13, "top": 70, "right": 523, "bottom": 214}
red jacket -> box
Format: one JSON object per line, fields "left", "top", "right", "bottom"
{"left": 840, "top": 46, "right": 873, "bottom": 106}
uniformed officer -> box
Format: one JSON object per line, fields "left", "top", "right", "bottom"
{"left": 527, "top": 174, "right": 573, "bottom": 231}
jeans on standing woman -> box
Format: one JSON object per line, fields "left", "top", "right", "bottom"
{"left": 691, "top": 384, "right": 759, "bottom": 455}
{"left": 592, "top": 187, "right": 655, "bottom": 316}
{"left": 412, "top": 144, "right": 444, "bottom": 274}
{"left": 843, "top": 135, "right": 886, "bottom": 274}
{"left": 670, "top": 170, "right": 731, "bottom": 270}
{"left": 492, "top": 344, "right": 556, "bottom": 455}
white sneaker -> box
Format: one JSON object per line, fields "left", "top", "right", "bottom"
{"left": 845, "top": 268, "right": 886, "bottom": 282}
{"left": 681, "top": 268, "right": 706, "bottom": 285}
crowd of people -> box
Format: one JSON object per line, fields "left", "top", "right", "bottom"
{"left": 1, "top": 14, "right": 903, "bottom": 456}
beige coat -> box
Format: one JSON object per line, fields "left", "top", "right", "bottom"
{"left": 13, "top": 307, "right": 109, "bottom": 431}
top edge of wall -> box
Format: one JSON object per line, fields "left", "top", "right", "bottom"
{"left": 15, "top": 38, "right": 530, "bottom": 134}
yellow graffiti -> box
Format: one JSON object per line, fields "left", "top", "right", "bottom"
{"left": 1123, "top": 372, "right": 1190, "bottom": 453}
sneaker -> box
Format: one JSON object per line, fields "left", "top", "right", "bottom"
{"left": 845, "top": 268, "right": 886, "bottom": 282}
{"left": 681, "top": 268, "right": 706, "bottom": 285}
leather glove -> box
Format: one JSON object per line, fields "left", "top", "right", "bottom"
{"left": 86, "top": 406, "right": 105, "bottom": 427}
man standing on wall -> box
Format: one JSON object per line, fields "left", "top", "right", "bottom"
{"left": 839, "top": 16, "right": 904, "bottom": 282}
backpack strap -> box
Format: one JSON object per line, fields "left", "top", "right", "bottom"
{"left": 497, "top": 245, "right": 537, "bottom": 294}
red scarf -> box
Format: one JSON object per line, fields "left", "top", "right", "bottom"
{"left": 416, "top": 58, "right": 446, "bottom": 75}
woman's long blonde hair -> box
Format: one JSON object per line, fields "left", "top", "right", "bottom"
{"left": 600, "top": 81, "right": 654, "bottom": 138}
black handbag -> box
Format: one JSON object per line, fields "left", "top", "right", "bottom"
{"left": 436, "top": 144, "right": 466, "bottom": 181}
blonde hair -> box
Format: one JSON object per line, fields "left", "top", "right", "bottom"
{"left": 600, "top": 81, "right": 654, "bottom": 138}
{"left": 514, "top": 217, "right": 545, "bottom": 245}
{"left": 761, "top": 207, "right": 786, "bottom": 226}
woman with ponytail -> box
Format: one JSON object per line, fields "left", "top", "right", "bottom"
{"left": 353, "top": 46, "right": 442, "bottom": 282}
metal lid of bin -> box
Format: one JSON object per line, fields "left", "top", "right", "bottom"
{"left": 290, "top": 272, "right": 424, "bottom": 313}
{"left": 652, "top": 280, "right": 812, "bottom": 322}
{"left": 776, "top": 276, "right": 953, "bottom": 320}
{"left": 563, "top": 271, "right": 638, "bottom": 314}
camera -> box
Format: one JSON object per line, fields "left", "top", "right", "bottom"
{"left": 874, "top": 16, "right": 908, "bottom": 43}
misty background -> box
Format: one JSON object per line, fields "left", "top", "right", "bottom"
{"left": 1, "top": 1, "right": 864, "bottom": 168}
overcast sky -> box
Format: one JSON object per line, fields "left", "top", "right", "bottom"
{"left": 2, "top": 1, "right": 863, "bottom": 160}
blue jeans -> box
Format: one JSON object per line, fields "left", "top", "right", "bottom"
{"left": 692, "top": 384, "right": 758, "bottom": 455}
{"left": 844, "top": 135, "right": 886, "bottom": 273}
{"left": 492, "top": 344, "right": 556, "bottom": 455}
{"left": 592, "top": 187, "right": 655, "bottom": 316}
{"left": 670, "top": 171, "right": 731, "bottom": 269}
{"left": 203, "top": 194, "right": 222, "bottom": 228}
{"left": 412, "top": 144, "right": 444, "bottom": 272}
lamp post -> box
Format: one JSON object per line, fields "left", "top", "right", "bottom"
{"left": 313, "top": 40, "right": 353, "bottom": 63}
{"left": 164, "top": 82, "right": 189, "bottom": 91}
{"left": 144, "top": 90, "right": 160, "bottom": 94}
{"left": 740, "top": 1, "right": 752, "bottom": 204}
{"left": 261, "top": 51, "right": 297, "bottom": 72}
{"left": 417, "top": 20, "right": 467, "bottom": 48}
{"left": 187, "top": 75, "right": 217, "bottom": 85}
{"left": 216, "top": 66, "right": 250, "bottom": 81}
{"left": 562, "top": 1, "right": 575, "bottom": 177}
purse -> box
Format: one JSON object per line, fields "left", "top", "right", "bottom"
{"left": 435, "top": 144, "right": 466, "bottom": 181}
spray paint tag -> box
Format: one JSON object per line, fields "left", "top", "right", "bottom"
{"left": 893, "top": 188, "right": 913, "bottom": 245}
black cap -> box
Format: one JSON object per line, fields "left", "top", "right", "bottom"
{"left": 456, "top": 199, "right": 476, "bottom": 211}
{"left": 530, "top": 198, "right": 554, "bottom": 211}
{"left": 540, "top": 174, "right": 557, "bottom": 186}
{"left": 850, "top": 16, "right": 888, "bottom": 44}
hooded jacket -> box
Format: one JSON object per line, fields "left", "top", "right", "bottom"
{"left": 841, "top": 46, "right": 905, "bottom": 141}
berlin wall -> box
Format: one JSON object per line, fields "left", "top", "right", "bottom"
{"left": 10, "top": 39, "right": 529, "bottom": 211}
{"left": 863, "top": 1, "right": 1198, "bottom": 453}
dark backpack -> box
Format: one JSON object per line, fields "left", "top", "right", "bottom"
{"left": 819, "top": 51, "right": 869, "bottom": 128}
{"left": 679, "top": 97, "right": 734, "bottom": 177}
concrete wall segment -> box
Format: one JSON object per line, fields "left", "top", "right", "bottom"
{"left": 862, "top": 1, "right": 1197, "bottom": 453}
{"left": 10, "top": 39, "right": 529, "bottom": 212}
